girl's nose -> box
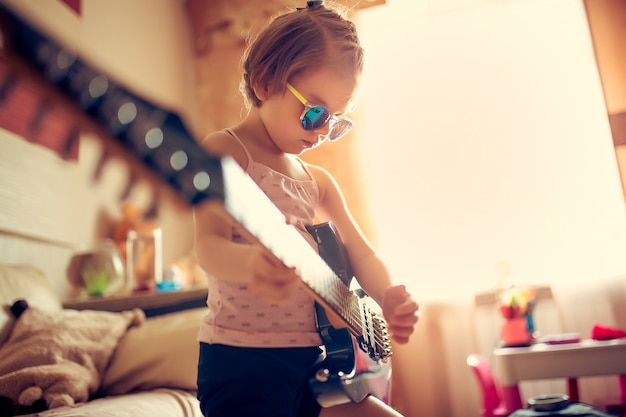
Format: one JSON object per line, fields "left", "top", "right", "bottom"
{"left": 314, "top": 134, "right": 328, "bottom": 147}
{"left": 313, "top": 124, "right": 331, "bottom": 141}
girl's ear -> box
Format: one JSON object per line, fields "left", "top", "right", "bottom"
{"left": 252, "top": 80, "right": 270, "bottom": 102}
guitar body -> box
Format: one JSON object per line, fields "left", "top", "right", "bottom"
{"left": 310, "top": 303, "right": 392, "bottom": 407}
{"left": 307, "top": 223, "right": 392, "bottom": 407}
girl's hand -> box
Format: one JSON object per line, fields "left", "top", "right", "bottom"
{"left": 382, "top": 285, "right": 420, "bottom": 344}
{"left": 246, "top": 244, "right": 300, "bottom": 302}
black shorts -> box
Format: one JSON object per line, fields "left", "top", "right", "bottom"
{"left": 197, "top": 343, "right": 323, "bottom": 417}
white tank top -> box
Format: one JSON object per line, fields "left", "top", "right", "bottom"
{"left": 197, "top": 129, "right": 323, "bottom": 347}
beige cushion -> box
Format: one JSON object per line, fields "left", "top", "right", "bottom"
{"left": 100, "top": 307, "right": 207, "bottom": 395}
{"left": 0, "top": 264, "right": 62, "bottom": 345}
{"left": 25, "top": 389, "right": 202, "bottom": 417}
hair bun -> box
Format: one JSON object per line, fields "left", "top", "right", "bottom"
{"left": 297, "top": 1, "right": 323, "bottom": 11}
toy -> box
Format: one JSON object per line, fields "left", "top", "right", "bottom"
{"left": 0, "top": 299, "right": 144, "bottom": 416}
{"left": 66, "top": 240, "right": 126, "bottom": 296}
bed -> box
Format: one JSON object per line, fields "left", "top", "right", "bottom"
{"left": 0, "top": 263, "right": 205, "bottom": 417}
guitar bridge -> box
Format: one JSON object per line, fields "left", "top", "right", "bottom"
{"left": 359, "top": 299, "right": 392, "bottom": 361}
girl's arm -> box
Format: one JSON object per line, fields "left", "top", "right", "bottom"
{"left": 309, "top": 163, "right": 390, "bottom": 304}
{"left": 193, "top": 132, "right": 300, "bottom": 301}
{"left": 309, "top": 163, "right": 419, "bottom": 343}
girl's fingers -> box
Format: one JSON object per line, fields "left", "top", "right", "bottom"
{"left": 394, "top": 299, "right": 419, "bottom": 316}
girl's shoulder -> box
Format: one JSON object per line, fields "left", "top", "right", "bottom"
{"left": 200, "top": 129, "right": 248, "bottom": 169}
{"left": 301, "top": 161, "right": 337, "bottom": 194}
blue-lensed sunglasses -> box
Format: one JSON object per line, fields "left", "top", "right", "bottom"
{"left": 286, "top": 83, "right": 353, "bottom": 141}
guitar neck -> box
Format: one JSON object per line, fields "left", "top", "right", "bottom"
{"left": 221, "top": 158, "right": 392, "bottom": 360}
{"left": 0, "top": 4, "right": 376, "bottom": 345}
{"left": 220, "top": 158, "right": 365, "bottom": 336}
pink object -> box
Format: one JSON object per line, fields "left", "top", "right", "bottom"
{"left": 501, "top": 317, "right": 531, "bottom": 347}
{"left": 591, "top": 324, "right": 626, "bottom": 341}
{"left": 606, "top": 374, "right": 626, "bottom": 416}
{"left": 538, "top": 333, "right": 581, "bottom": 345}
{"left": 467, "top": 354, "right": 514, "bottom": 417}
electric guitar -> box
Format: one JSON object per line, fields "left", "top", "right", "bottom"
{"left": 0, "top": 4, "right": 392, "bottom": 406}
{"left": 306, "top": 222, "right": 391, "bottom": 406}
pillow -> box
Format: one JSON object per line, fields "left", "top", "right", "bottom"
{"left": 100, "top": 307, "right": 207, "bottom": 395}
{"left": 0, "top": 301, "right": 145, "bottom": 413}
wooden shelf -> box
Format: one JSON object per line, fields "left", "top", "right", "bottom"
{"left": 63, "top": 286, "right": 208, "bottom": 317}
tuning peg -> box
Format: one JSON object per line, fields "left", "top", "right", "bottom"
{"left": 43, "top": 45, "right": 77, "bottom": 86}
{"left": 96, "top": 85, "right": 137, "bottom": 138}
{"left": 65, "top": 59, "right": 109, "bottom": 112}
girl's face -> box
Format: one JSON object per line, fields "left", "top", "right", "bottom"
{"left": 257, "top": 66, "right": 358, "bottom": 155}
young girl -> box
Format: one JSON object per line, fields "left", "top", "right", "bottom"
{"left": 193, "top": 2, "right": 419, "bottom": 416}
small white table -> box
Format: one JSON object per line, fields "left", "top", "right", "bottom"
{"left": 494, "top": 338, "right": 626, "bottom": 410}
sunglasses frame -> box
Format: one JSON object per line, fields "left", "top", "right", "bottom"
{"left": 286, "top": 83, "right": 353, "bottom": 141}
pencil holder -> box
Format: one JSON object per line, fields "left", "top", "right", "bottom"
{"left": 501, "top": 316, "right": 532, "bottom": 347}
{"left": 498, "top": 285, "right": 537, "bottom": 346}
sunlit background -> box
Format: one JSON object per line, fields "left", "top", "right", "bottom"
{"left": 356, "top": 0, "right": 626, "bottom": 300}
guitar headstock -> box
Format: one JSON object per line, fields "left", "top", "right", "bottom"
{"left": 0, "top": 3, "right": 225, "bottom": 214}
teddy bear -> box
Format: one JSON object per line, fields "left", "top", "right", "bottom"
{"left": 0, "top": 299, "right": 144, "bottom": 416}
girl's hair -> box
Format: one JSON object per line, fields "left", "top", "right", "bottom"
{"left": 240, "top": 1, "right": 364, "bottom": 109}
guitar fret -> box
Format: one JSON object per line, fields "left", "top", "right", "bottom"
{"left": 306, "top": 223, "right": 392, "bottom": 361}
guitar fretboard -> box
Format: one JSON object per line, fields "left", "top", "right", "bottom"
{"left": 220, "top": 157, "right": 364, "bottom": 334}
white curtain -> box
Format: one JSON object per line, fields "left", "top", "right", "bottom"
{"left": 356, "top": 0, "right": 626, "bottom": 301}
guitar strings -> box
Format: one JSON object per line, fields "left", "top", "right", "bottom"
{"left": 318, "top": 270, "right": 390, "bottom": 356}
